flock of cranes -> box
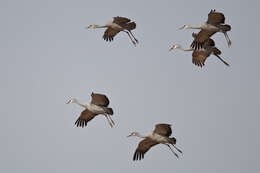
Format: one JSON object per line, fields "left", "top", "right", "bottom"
{"left": 67, "top": 10, "right": 232, "bottom": 161}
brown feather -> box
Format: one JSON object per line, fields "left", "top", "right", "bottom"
{"left": 190, "top": 30, "right": 216, "bottom": 50}
{"left": 113, "top": 16, "right": 131, "bottom": 24}
{"left": 207, "top": 10, "right": 225, "bottom": 25}
{"left": 154, "top": 124, "right": 172, "bottom": 137}
{"left": 192, "top": 50, "right": 210, "bottom": 67}
{"left": 133, "top": 138, "right": 158, "bottom": 161}
{"left": 103, "top": 28, "right": 120, "bottom": 42}
{"left": 123, "top": 22, "right": 136, "bottom": 31}
{"left": 218, "top": 24, "right": 231, "bottom": 32}
{"left": 90, "top": 92, "right": 110, "bottom": 107}
{"left": 75, "top": 109, "right": 97, "bottom": 128}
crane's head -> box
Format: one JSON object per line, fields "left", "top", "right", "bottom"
{"left": 179, "top": 25, "right": 189, "bottom": 30}
{"left": 169, "top": 44, "right": 181, "bottom": 51}
{"left": 66, "top": 98, "right": 78, "bottom": 104}
{"left": 127, "top": 132, "right": 140, "bottom": 137}
{"left": 87, "top": 24, "right": 97, "bottom": 29}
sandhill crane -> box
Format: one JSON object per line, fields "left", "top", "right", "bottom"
{"left": 179, "top": 9, "right": 231, "bottom": 49}
{"left": 66, "top": 92, "right": 114, "bottom": 128}
{"left": 127, "top": 124, "right": 182, "bottom": 161}
{"left": 87, "top": 16, "right": 138, "bottom": 46}
{"left": 169, "top": 33, "right": 230, "bottom": 67}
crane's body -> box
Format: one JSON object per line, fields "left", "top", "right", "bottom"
{"left": 128, "top": 124, "right": 182, "bottom": 161}
{"left": 148, "top": 132, "right": 170, "bottom": 143}
{"left": 105, "top": 21, "right": 124, "bottom": 30}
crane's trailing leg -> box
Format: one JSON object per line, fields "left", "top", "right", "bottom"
{"left": 165, "top": 144, "right": 179, "bottom": 158}
{"left": 215, "top": 54, "right": 230, "bottom": 67}
{"left": 224, "top": 32, "right": 232, "bottom": 47}
{"left": 105, "top": 115, "right": 114, "bottom": 128}
{"left": 123, "top": 31, "right": 136, "bottom": 46}
{"left": 172, "top": 144, "right": 183, "bottom": 154}
{"left": 108, "top": 115, "right": 115, "bottom": 126}
{"left": 129, "top": 31, "right": 138, "bottom": 43}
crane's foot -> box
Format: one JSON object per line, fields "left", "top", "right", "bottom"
{"left": 228, "top": 40, "right": 232, "bottom": 47}
{"left": 176, "top": 148, "right": 183, "bottom": 154}
{"left": 109, "top": 122, "right": 114, "bottom": 128}
{"left": 174, "top": 153, "right": 179, "bottom": 158}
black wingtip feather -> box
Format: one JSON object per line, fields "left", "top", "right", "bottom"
{"left": 75, "top": 119, "right": 88, "bottom": 128}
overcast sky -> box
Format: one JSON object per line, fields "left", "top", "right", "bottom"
{"left": 0, "top": 0, "right": 259, "bottom": 172}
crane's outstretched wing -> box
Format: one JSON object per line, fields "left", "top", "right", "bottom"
{"left": 113, "top": 17, "right": 136, "bottom": 31}
{"left": 203, "top": 38, "right": 215, "bottom": 47}
{"left": 207, "top": 10, "right": 225, "bottom": 25}
{"left": 133, "top": 138, "right": 158, "bottom": 161}
{"left": 154, "top": 124, "right": 172, "bottom": 137}
{"left": 90, "top": 92, "right": 110, "bottom": 107}
{"left": 192, "top": 50, "right": 209, "bottom": 67}
{"left": 190, "top": 30, "right": 216, "bottom": 50}
{"left": 113, "top": 16, "right": 131, "bottom": 24}
{"left": 103, "top": 28, "right": 120, "bottom": 42}
{"left": 75, "top": 109, "right": 97, "bottom": 128}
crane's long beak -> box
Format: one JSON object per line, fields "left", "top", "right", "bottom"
{"left": 66, "top": 100, "right": 72, "bottom": 104}
{"left": 169, "top": 46, "right": 174, "bottom": 51}
{"left": 127, "top": 134, "right": 132, "bottom": 137}
{"left": 86, "top": 25, "right": 93, "bottom": 29}
{"left": 178, "top": 25, "right": 185, "bottom": 30}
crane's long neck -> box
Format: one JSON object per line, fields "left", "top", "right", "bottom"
{"left": 95, "top": 24, "right": 107, "bottom": 28}
{"left": 73, "top": 100, "right": 87, "bottom": 108}
{"left": 177, "top": 46, "right": 193, "bottom": 51}
{"left": 135, "top": 132, "right": 147, "bottom": 139}
{"left": 185, "top": 24, "right": 203, "bottom": 29}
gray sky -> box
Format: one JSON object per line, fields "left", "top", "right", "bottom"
{"left": 0, "top": 0, "right": 259, "bottom": 172}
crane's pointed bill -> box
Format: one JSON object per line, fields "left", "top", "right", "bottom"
{"left": 66, "top": 99, "right": 72, "bottom": 104}
{"left": 169, "top": 45, "right": 176, "bottom": 51}
{"left": 179, "top": 25, "right": 185, "bottom": 30}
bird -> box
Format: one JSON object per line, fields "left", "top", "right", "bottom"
{"left": 169, "top": 33, "right": 230, "bottom": 67}
{"left": 87, "top": 16, "right": 138, "bottom": 46}
{"left": 179, "top": 9, "right": 231, "bottom": 49}
{"left": 66, "top": 92, "right": 114, "bottom": 128}
{"left": 127, "top": 124, "right": 182, "bottom": 161}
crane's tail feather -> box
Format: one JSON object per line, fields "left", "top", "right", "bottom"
{"left": 104, "top": 107, "right": 113, "bottom": 115}
{"left": 219, "top": 24, "right": 231, "bottom": 32}
{"left": 169, "top": 137, "right": 177, "bottom": 144}
{"left": 125, "top": 22, "right": 136, "bottom": 30}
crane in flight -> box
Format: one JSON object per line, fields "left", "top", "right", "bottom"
{"left": 66, "top": 92, "right": 114, "bottom": 128}
{"left": 128, "top": 124, "right": 182, "bottom": 161}
{"left": 87, "top": 16, "right": 138, "bottom": 46}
